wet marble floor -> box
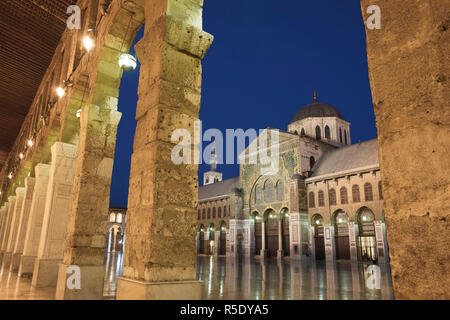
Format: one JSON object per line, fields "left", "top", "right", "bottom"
{"left": 0, "top": 253, "right": 393, "bottom": 300}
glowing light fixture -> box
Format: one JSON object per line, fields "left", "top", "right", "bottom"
{"left": 338, "top": 218, "right": 343, "bottom": 223}
{"left": 27, "top": 139, "right": 34, "bottom": 148}
{"left": 83, "top": 35, "right": 95, "bottom": 52}
{"left": 316, "top": 220, "right": 320, "bottom": 225}
{"left": 56, "top": 86, "right": 66, "bottom": 98}
{"left": 362, "top": 216, "right": 367, "bottom": 221}
{"left": 119, "top": 53, "right": 137, "bottom": 71}
{"left": 76, "top": 108, "right": 83, "bottom": 118}
{"left": 19, "top": 153, "right": 24, "bottom": 160}
{"left": 8, "top": 173, "right": 13, "bottom": 180}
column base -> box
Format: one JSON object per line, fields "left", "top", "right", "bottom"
{"left": 116, "top": 277, "right": 203, "bottom": 300}
{"left": 2, "top": 252, "right": 12, "bottom": 270}
{"left": 277, "top": 250, "right": 284, "bottom": 259}
{"left": 32, "top": 258, "right": 61, "bottom": 288}
{"left": 259, "top": 249, "right": 267, "bottom": 258}
{"left": 10, "top": 253, "right": 21, "bottom": 273}
{"left": 55, "top": 264, "right": 105, "bottom": 300}
{"left": 18, "top": 255, "right": 36, "bottom": 277}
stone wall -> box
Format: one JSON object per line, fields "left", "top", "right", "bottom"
{"left": 361, "top": 0, "right": 450, "bottom": 299}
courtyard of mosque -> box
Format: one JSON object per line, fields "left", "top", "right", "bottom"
{"left": 0, "top": 253, "right": 393, "bottom": 300}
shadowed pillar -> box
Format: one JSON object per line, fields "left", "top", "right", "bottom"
{"left": 32, "top": 142, "right": 77, "bottom": 288}
{"left": 116, "top": 0, "right": 213, "bottom": 300}
{"left": 0, "top": 198, "right": 15, "bottom": 266}
{"left": 3, "top": 188, "right": 25, "bottom": 270}
{"left": 11, "top": 178, "right": 35, "bottom": 273}
{"left": 361, "top": 0, "right": 450, "bottom": 299}
{"left": 19, "top": 164, "right": 51, "bottom": 277}
{"left": 0, "top": 202, "right": 9, "bottom": 265}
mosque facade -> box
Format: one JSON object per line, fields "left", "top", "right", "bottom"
{"left": 197, "top": 93, "right": 389, "bottom": 264}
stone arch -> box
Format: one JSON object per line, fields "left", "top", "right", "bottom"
{"left": 315, "top": 125, "right": 321, "bottom": 140}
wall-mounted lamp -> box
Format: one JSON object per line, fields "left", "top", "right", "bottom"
{"left": 8, "top": 172, "right": 13, "bottom": 180}
{"left": 19, "top": 153, "right": 24, "bottom": 160}
{"left": 119, "top": 53, "right": 137, "bottom": 71}
{"left": 76, "top": 108, "right": 83, "bottom": 118}
{"left": 83, "top": 35, "right": 95, "bottom": 52}
{"left": 56, "top": 86, "right": 66, "bottom": 99}
{"left": 27, "top": 138, "right": 34, "bottom": 148}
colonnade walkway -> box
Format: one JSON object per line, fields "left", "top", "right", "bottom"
{"left": 0, "top": 253, "right": 393, "bottom": 300}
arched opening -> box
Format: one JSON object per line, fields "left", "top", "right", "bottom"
{"left": 252, "top": 212, "right": 262, "bottom": 256}
{"left": 311, "top": 214, "right": 325, "bottom": 260}
{"left": 264, "top": 208, "right": 278, "bottom": 258}
{"left": 263, "top": 180, "right": 274, "bottom": 203}
{"left": 333, "top": 209, "right": 350, "bottom": 260}
{"left": 344, "top": 129, "right": 348, "bottom": 145}
{"left": 300, "top": 128, "right": 306, "bottom": 136}
{"left": 315, "top": 126, "right": 321, "bottom": 140}
{"left": 198, "top": 224, "right": 205, "bottom": 255}
{"left": 207, "top": 223, "right": 215, "bottom": 255}
{"left": 356, "top": 207, "right": 377, "bottom": 262}
{"left": 281, "top": 207, "right": 290, "bottom": 256}
{"left": 218, "top": 221, "right": 227, "bottom": 256}
{"left": 276, "top": 180, "right": 284, "bottom": 201}
{"left": 339, "top": 128, "right": 343, "bottom": 143}
{"left": 325, "top": 125, "right": 331, "bottom": 139}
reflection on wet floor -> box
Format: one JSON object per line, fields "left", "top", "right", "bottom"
{"left": 0, "top": 253, "right": 393, "bottom": 300}
{"left": 196, "top": 256, "right": 394, "bottom": 300}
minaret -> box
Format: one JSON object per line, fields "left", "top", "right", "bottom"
{"left": 203, "top": 140, "right": 222, "bottom": 185}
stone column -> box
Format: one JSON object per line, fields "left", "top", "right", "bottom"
{"left": 277, "top": 218, "right": 284, "bottom": 259}
{"left": 289, "top": 213, "right": 301, "bottom": 260}
{"left": 242, "top": 219, "right": 254, "bottom": 258}
{"left": 116, "top": 0, "right": 213, "bottom": 300}
{"left": 309, "top": 226, "right": 316, "bottom": 261}
{"left": 323, "top": 223, "right": 335, "bottom": 262}
{"left": 55, "top": 101, "right": 121, "bottom": 299}
{"left": 19, "top": 164, "right": 51, "bottom": 277}
{"left": 214, "top": 230, "right": 220, "bottom": 256}
{"left": 0, "top": 203, "right": 8, "bottom": 261}
{"left": 112, "top": 228, "right": 118, "bottom": 253}
{"left": 361, "top": 0, "right": 450, "bottom": 299}
{"left": 3, "top": 188, "right": 25, "bottom": 270}
{"left": 374, "top": 220, "right": 388, "bottom": 264}
{"left": 32, "top": 142, "right": 77, "bottom": 288}
{"left": 260, "top": 220, "right": 267, "bottom": 258}
{"left": 11, "top": 178, "right": 35, "bottom": 272}
{"left": 0, "top": 199, "right": 14, "bottom": 265}
{"left": 348, "top": 221, "right": 358, "bottom": 261}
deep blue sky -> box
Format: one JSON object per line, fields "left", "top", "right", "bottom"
{"left": 109, "top": 0, "right": 377, "bottom": 208}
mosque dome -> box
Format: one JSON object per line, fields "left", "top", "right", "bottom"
{"left": 291, "top": 91, "right": 343, "bottom": 123}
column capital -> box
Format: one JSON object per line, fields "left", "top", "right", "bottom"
{"left": 35, "top": 163, "right": 51, "bottom": 178}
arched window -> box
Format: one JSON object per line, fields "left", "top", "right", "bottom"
{"left": 116, "top": 213, "right": 123, "bottom": 223}
{"left": 344, "top": 130, "right": 348, "bottom": 145}
{"left": 378, "top": 181, "right": 383, "bottom": 200}
{"left": 207, "top": 208, "right": 211, "bottom": 219}
{"left": 212, "top": 207, "right": 216, "bottom": 219}
{"left": 339, "top": 128, "right": 343, "bottom": 143}
{"left": 310, "top": 156, "right": 316, "bottom": 170}
{"left": 255, "top": 185, "right": 262, "bottom": 203}
{"left": 325, "top": 125, "right": 331, "bottom": 139}
{"left": 198, "top": 210, "right": 201, "bottom": 220}
{"left": 340, "top": 187, "right": 348, "bottom": 204}
{"left": 218, "top": 207, "right": 222, "bottom": 218}
{"left": 276, "top": 181, "right": 284, "bottom": 201}
{"left": 202, "top": 209, "right": 206, "bottom": 220}
{"left": 264, "top": 180, "right": 274, "bottom": 202}
{"left": 352, "top": 185, "right": 361, "bottom": 203}
{"left": 223, "top": 206, "right": 227, "bottom": 217}
{"left": 364, "top": 183, "right": 373, "bottom": 201}
{"left": 109, "top": 213, "right": 116, "bottom": 223}
{"left": 329, "top": 188, "right": 337, "bottom": 206}
{"left": 318, "top": 190, "right": 325, "bottom": 207}
{"left": 308, "top": 192, "right": 315, "bottom": 208}
{"left": 315, "top": 126, "right": 321, "bottom": 140}
{"left": 294, "top": 130, "right": 298, "bottom": 135}
{"left": 300, "top": 128, "right": 306, "bottom": 136}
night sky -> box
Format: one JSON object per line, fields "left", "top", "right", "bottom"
{"left": 109, "top": 0, "right": 377, "bottom": 208}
